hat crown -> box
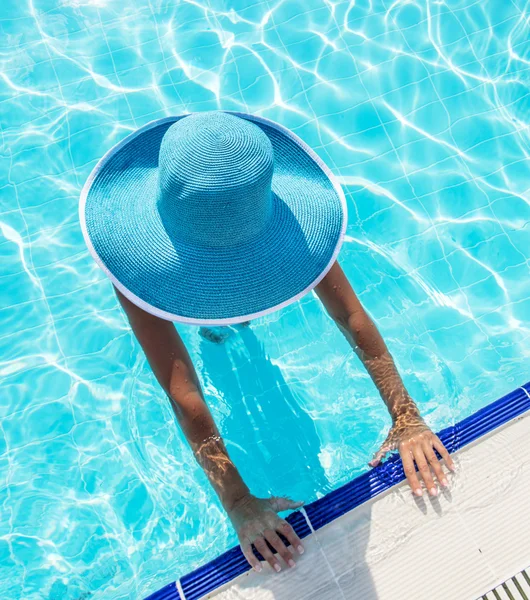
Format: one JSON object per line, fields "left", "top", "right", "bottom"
{"left": 157, "top": 112, "right": 274, "bottom": 247}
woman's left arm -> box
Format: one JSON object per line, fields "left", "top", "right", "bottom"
{"left": 315, "top": 262, "right": 455, "bottom": 497}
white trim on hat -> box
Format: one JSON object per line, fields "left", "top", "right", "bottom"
{"left": 79, "top": 111, "right": 348, "bottom": 326}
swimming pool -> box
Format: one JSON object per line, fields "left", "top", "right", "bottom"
{"left": 1, "top": 0, "right": 529, "bottom": 598}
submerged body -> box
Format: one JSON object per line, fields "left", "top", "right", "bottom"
{"left": 81, "top": 109, "right": 454, "bottom": 574}
{"left": 114, "top": 261, "right": 455, "bottom": 573}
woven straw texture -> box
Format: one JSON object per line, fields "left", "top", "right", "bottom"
{"left": 82, "top": 111, "right": 346, "bottom": 323}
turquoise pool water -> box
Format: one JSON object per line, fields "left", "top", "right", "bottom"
{"left": 1, "top": 0, "right": 529, "bottom": 598}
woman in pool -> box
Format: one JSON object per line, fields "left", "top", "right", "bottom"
{"left": 80, "top": 110, "right": 455, "bottom": 574}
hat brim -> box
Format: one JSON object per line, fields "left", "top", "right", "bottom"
{"left": 79, "top": 111, "right": 347, "bottom": 325}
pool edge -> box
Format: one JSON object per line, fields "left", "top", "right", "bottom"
{"left": 145, "top": 381, "right": 530, "bottom": 600}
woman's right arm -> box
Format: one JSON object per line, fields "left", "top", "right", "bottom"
{"left": 113, "top": 286, "right": 304, "bottom": 572}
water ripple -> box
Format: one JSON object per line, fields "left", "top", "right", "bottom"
{"left": 1, "top": 0, "right": 529, "bottom": 598}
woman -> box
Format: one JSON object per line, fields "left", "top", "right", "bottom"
{"left": 80, "top": 110, "right": 455, "bottom": 574}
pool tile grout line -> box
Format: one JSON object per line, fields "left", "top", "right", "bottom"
{"left": 299, "top": 506, "right": 347, "bottom": 600}
{"left": 176, "top": 580, "right": 186, "bottom": 600}
{"left": 299, "top": 506, "right": 315, "bottom": 533}
{"left": 145, "top": 381, "right": 530, "bottom": 600}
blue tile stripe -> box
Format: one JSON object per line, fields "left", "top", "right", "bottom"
{"left": 145, "top": 381, "right": 530, "bottom": 600}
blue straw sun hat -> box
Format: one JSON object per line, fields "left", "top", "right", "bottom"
{"left": 80, "top": 111, "right": 347, "bottom": 325}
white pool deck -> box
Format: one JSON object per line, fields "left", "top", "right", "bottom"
{"left": 206, "top": 410, "right": 530, "bottom": 600}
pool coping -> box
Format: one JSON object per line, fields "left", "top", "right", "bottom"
{"left": 145, "top": 381, "right": 530, "bottom": 600}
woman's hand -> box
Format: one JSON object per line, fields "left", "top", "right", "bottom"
{"left": 369, "top": 416, "right": 456, "bottom": 497}
{"left": 227, "top": 494, "right": 305, "bottom": 573}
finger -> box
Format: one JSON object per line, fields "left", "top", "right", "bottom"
{"left": 269, "top": 496, "right": 304, "bottom": 512}
{"left": 254, "top": 537, "right": 282, "bottom": 573}
{"left": 422, "top": 440, "right": 449, "bottom": 488}
{"left": 264, "top": 528, "right": 295, "bottom": 568}
{"left": 369, "top": 445, "right": 392, "bottom": 467}
{"left": 241, "top": 541, "right": 262, "bottom": 573}
{"left": 400, "top": 445, "right": 423, "bottom": 497}
{"left": 277, "top": 519, "right": 304, "bottom": 555}
{"left": 412, "top": 445, "right": 437, "bottom": 496}
{"left": 432, "top": 436, "right": 456, "bottom": 472}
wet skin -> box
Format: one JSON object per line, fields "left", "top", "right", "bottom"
{"left": 114, "top": 261, "right": 455, "bottom": 573}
